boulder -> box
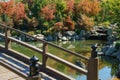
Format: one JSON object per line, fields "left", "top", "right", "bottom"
{"left": 79, "top": 30, "right": 85, "bottom": 40}
{"left": 33, "top": 34, "right": 44, "bottom": 40}
{"left": 111, "top": 47, "right": 120, "bottom": 57}
{"left": 75, "top": 60, "right": 86, "bottom": 69}
{"left": 117, "top": 54, "right": 120, "bottom": 61}
{"left": 102, "top": 46, "right": 109, "bottom": 54}
{"left": 61, "top": 36, "right": 68, "bottom": 41}
{"left": 105, "top": 45, "right": 116, "bottom": 56}
{"left": 45, "top": 35, "right": 53, "bottom": 41}
{"left": 65, "top": 31, "right": 76, "bottom": 36}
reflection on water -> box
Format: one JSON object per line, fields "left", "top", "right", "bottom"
{"left": 33, "top": 40, "right": 119, "bottom": 80}
{"left": 53, "top": 40, "right": 120, "bottom": 80}
{"left": 99, "top": 56, "right": 119, "bottom": 80}
{"left": 68, "top": 55, "right": 120, "bottom": 80}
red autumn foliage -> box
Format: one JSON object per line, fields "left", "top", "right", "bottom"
{"left": 41, "top": 4, "right": 56, "bottom": 21}
{"left": 66, "top": 0, "right": 75, "bottom": 13}
{"left": 13, "top": 2, "right": 26, "bottom": 20}
{"left": 54, "top": 16, "right": 75, "bottom": 31}
{"left": 76, "top": 0, "right": 101, "bottom": 16}
{"left": 64, "top": 16, "right": 75, "bottom": 30}
{"left": 0, "top": 0, "right": 15, "bottom": 17}
{"left": 77, "top": 14, "right": 94, "bottom": 31}
{"left": 0, "top": 0, "right": 26, "bottom": 20}
{"left": 54, "top": 22, "right": 63, "bottom": 31}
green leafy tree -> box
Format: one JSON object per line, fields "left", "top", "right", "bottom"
{"left": 74, "top": 0, "right": 101, "bottom": 31}
{"left": 97, "top": 0, "right": 120, "bottom": 25}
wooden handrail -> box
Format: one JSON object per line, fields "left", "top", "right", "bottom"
{"left": 0, "top": 24, "right": 98, "bottom": 80}
{"left": 9, "top": 37, "right": 43, "bottom": 54}
{"left": 46, "top": 52, "right": 88, "bottom": 75}
{"left": 0, "top": 24, "right": 89, "bottom": 60}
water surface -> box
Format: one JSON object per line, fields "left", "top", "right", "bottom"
{"left": 51, "top": 40, "right": 119, "bottom": 80}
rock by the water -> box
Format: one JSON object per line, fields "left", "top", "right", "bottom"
{"left": 117, "top": 53, "right": 120, "bottom": 61}
{"left": 61, "top": 36, "right": 68, "bottom": 41}
{"left": 45, "top": 35, "right": 53, "bottom": 41}
{"left": 75, "top": 60, "right": 85, "bottom": 69}
{"left": 111, "top": 47, "right": 120, "bottom": 57}
{"left": 105, "top": 45, "right": 116, "bottom": 56}
{"left": 102, "top": 46, "right": 109, "bottom": 54}
{"left": 79, "top": 30, "right": 85, "bottom": 40}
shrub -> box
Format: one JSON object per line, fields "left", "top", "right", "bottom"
{"left": 115, "top": 41, "right": 120, "bottom": 49}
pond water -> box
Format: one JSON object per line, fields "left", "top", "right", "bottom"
{"left": 8, "top": 40, "right": 120, "bottom": 80}
{"left": 51, "top": 40, "right": 120, "bottom": 80}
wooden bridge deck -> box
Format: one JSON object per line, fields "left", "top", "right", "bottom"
{"left": 0, "top": 64, "right": 25, "bottom": 80}
{"left": 0, "top": 52, "right": 57, "bottom": 80}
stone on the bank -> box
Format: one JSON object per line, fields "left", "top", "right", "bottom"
{"left": 79, "top": 30, "right": 85, "bottom": 40}
{"left": 102, "top": 46, "right": 109, "bottom": 54}
{"left": 45, "top": 35, "right": 53, "bottom": 41}
{"left": 111, "top": 47, "right": 120, "bottom": 57}
{"left": 117, "top": 54, "right": 120, "bottom": 61}
{"left": 61, "top": 36, "right": 68, "bottom": 41}
{"left": 105, "top": 45, "right": 116, "bottom": 56}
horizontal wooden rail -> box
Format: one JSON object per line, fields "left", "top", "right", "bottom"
{"left": 47, "top": 43, "right": 89, "bottom": 61}
{"left": 0, "top": 24, "right": 89, "bottom": 61}
{"left": 0, "top": 33, "right": 43, "bottom": 54}
{"left": 0, "top": 32, "right": 88, "bottom": 74}
{"left": 9, "top": 37, "right": 43, "bottom": 54}
{"left": 46, "top": 52, "right": 88, "bottom": 75}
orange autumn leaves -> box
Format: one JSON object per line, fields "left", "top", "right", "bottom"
{"left": 0, "top": 0, "right": 26, "bottom": 20}
{"left": 41, "top": 4, "right": 56, "bottom": 21}
{"left": 77, "top": 0, "right": 101, "bottom": 16}
{"left": 0, "top": 0, "right": 101, "bottom": 32}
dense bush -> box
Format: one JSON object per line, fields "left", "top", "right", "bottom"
{"left": 3, "top": 0, "right": 120, "bottom": 36}
{"left": 115, "top": 41, "right": 120, "bottom": 49}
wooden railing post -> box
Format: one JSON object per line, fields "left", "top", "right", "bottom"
{"left": 27, "top": 56, "right": 41, "bottom": 80}
{"left": 42, "top": 42, "right": 48, "bottom": 68}
{"left": 87, "top": 44, "right": 98, "bottom": 80}
{"left": 5, "top": 27, "right": 11, "bottom": 49}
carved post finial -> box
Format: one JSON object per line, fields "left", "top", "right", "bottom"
{"left": 27, "top": 56, "right": 41, "bottom": 80}
{"left": 91, "top": 44, "right": 98, "bottom": 58}
{"left": 29, "top": 56, "right": 39, "bottom": 76}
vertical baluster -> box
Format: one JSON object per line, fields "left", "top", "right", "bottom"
{"left": 5, "top": 27, "right": 11, "bottom": 49}
{"left": 42, "top": 42, "right": 48, "bottom": 68}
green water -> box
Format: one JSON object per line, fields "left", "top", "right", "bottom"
{"left": 1, "top": 40, "right": 119, "bottom": 80}
{"left": 51, "top": 40, "right": 120, "bottom": 80}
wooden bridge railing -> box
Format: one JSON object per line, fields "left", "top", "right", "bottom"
{"left": 0, "top": 24, "right": 98, "bottom": 80}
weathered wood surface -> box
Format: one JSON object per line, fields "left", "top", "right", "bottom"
{"left": 0, "top": 64, "right": 25, "bottom": 80}
{"left": 0, "top": 52, "right": 57, "bottom": 80}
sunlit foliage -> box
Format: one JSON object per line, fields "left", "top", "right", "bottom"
{"left": 0, "top": 0, "right": 26, "bottom": 25}
{"left": 76, "top": 0, "right": 101, "bottom": 16}
{"left": 41, "top": 4, "right": 56, "bottom": 21}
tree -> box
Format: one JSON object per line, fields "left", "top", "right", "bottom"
{"left": 0, "top": 0, "right": 26, "bottom": 26}
{"left": 41, "top": 4, "right": 56, "bottom": 21}
{"left": 74, "top": 0, "right": 101, "bottom": 31}
{"left": 75, "top": 0, "right": 101, "bottom": 17}
{"left": 97, "top": 0, "right": 120, "bottom": 26}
